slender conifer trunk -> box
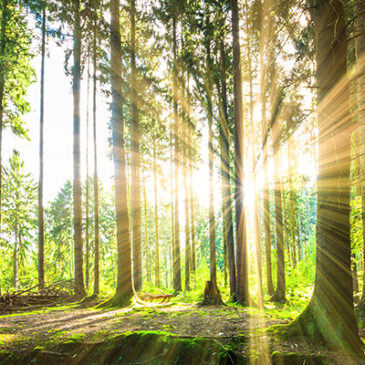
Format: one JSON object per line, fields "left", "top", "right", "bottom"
{"left": 38, "top": 6, "right": 46, "bottom": 290}
{"left": 231, "top": 0, "right": 249, "bottom": 304}
{"left": 72, "top": 0, "right": 85, "bottom": 296}
{"left": 109, "top": 0, "right": 133, "bottom": 306}
{"left": 92, "top": 8, "right": 100, "bottom": 296}
{"left": 130, "top": 0, "right": 142, "bottom": 291}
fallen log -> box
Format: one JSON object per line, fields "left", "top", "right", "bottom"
{"left": 139, "top": 289, "right": 173, "bottom": 304}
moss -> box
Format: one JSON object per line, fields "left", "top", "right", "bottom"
{"left": 64, "top": 333, "right": 86, "bottom": 344}
{"left": 0, "top": 333, "right": 16, "bottom": 345}
{"left": 271, "top": 351, "right": 325, "bottom": 365}
{"left": 97, "top": 293, "right": 133, "bottom": 309}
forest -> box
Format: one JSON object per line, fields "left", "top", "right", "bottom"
{"left": 0, "top": 0, "right": 364, "bottom": 363}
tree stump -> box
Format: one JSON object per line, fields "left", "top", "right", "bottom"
{"left": 201, "top": 280, "right": 224, "bottom": 306}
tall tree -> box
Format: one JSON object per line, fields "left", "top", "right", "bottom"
{"left": 108, "top": 0, "right": 133, "bottom": 306}
{"left": 85, "top": 60, "right": 90, "bottom": 291}
{"left": 271, "top": 141, "right": 286, "bottom": 302}
{"left": 130, "top": 0, "right": 142, "bottom": 291}
{"left": 38, "top": 4, "right": 46, "bottom": 290}
{"left": 260, "top": 0, "right": 274, "bottom": 297}
{"left": 287, "top": 0, "right": 362, "bottom": 354}
{"left": 355, "top": 0, "right": 365, "bottom": 312}
{"left": 153, "top": 137, "right": 160, "bottom": 288}
{"left": 3, "top": 151, "right": 37, "bottom": 290}
{"left": 0, "top": 0, "right": 33, "bottom": 233}
{"left": 202, "top": 7, "right": 223, "bottom": 305}
{"left": 172, "top": 11, "right": 182, "bottom": 293}
{"left": 231, "top": 0, "right": 249, "bottom": 304}
{"left": 92, "top": 0, "right": 100, "bottom": 297}
{"left": 183, "top": 76, "right": 190, "bottom": 292}
{"left": 218, "top": 26, "right": 236, "bottom": 299}
{"left": 72, "top": 0, "right": 85, "bottom": 297}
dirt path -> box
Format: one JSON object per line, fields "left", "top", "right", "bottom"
{"left": 0, "top": 301, "right": 286, "bottom": 353}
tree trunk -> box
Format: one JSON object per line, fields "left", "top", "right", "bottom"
{"left": 201, "top": 10, "right": 222, "bottom": 306}
{"left": 352, "top": 252, "right": 359, "bottom": 300}
{"left": 354, "top": 0, "right": 365, "bottom": 309}
{"left": 0, "top": 0, "right": 7, "bottom": 235}
{"left": 231, "top": 0, "right": 249, "bottom": 305}
{"left": 85, "top": 59, "right": 90, "bottom": 291}
{"left": 271, "top": 144, "right": 286, "bottom": 302}
{"left": 287, "top": 0, "right": 362, "bottom": 354}
{"left": 143, "top": 182, "right": 150, "bottom": 283}
{"left": 172, "top": 14, "right": 181, "bottom": 292}
{"left": 246, "top": 9, "right": 263, "bottom": 306}
{"left": 288, "top": 143, "right": 297, "bottom": 269}
{"left": 72, "top": 0, "right": 85, "bottom": 297}
{"left": 263, "top": 158, "right": 274, "bottom": 295}
{"left": 14, "top": 223, "right": 18, "bottom": 290}
{"left": 188, "top": 127, "right": 196, "bottom": 277}
{"left": 219, "top": 35, "right": 236, "bottom": 298}
{"left": 38, "top": 6, "right": 46, "bottom": 290}
{"left": 184, "top": 78, "right": 190, "bottom": 292}
{"left": 170, "top": 118, "right": 175, "bottom": 287}
{"left": 130, "top": 0, "right": 142, "bottom": 292}
{"left": 153, "top": 138, "right": 160, "bottom": 288}
{"left": 92, "top": 10, "right": 100, "bottom": 297}
{"left": 109, "top": 0, "right": 133, "bottom": 306}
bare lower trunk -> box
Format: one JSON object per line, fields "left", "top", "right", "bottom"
{"left": 85, "top": 60, "right": 90, "bottom": 291}
{"left": 38, "top": 6, "right": 46, "bottom": 290}
{"left": 130, "top": 0, "right": 142, "bottom": 292}
{"left": 232, "top": 0, "right": 249, "bottom": 304}
{"left": 153, "top": 139, "right": 160, "bottom": 288}
{"left": 271, "top": 145, "right": 286, "bottom": 302}
{"left": 263, "top": 156, "right": 274, "bottom": 295}
{"left": 14, "top": 224, "right": 19, "bottom": 290}
{"left": 172, "top": 15, "right": 181, "bottom": 292}
{"left": 287, "top": 1, "right": 362, "bottom": 354}
{"left": 109, "top": 0, "right": 133, "bottom": 306}
{"left": 92, "top": 12, "right": 99, "bottom": 296}
{"left": 219, "top": 35, "right": 236, "bottom": 297}
{"left": 73, "top": 0, "right": 85, "bottom": 297}
{"left": 143, "top": 183, "right": 150, "bottom": 284}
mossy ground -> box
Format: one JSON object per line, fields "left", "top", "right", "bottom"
{"left": 0, "top": 298, "right": 364, "bottom": 364}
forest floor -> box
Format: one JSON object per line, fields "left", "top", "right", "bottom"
{"left": 0, "top": 297, "right": 365, "bottom": 364}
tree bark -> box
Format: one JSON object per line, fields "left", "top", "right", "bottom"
{"left": 14, "top": 222, "right": 18, "bottom": 290}
{"left": 85, "top": 59, "right": 90, "bottom": 291}
{"left": 172, "top": 14, "right": 181, "bottom": 292}
{"left": 201, "top": 10, "right": 222, "bottom": 306}
{"left": 0, "top": 0, "right": 7, "bottom": 235}
{"left": 287, "top": 0, "right": 362, "bottom": 354}
{"left": 354, "top": 0, "right": 365, "bottom": 309}
{"left": 130, "top": 0, "right": 142, "bottom": 291}
{"left": 271, "top": 144, "right": 286, "bottom": 302}
{"left": 245, "top": 7, "right": 263, "bottom": 305}
{"left": 288, "top": 142, "right": 297, "bottom": 269}
{"left": 231, "top": 0, "right": 249, "bottom": 305}
{"left": 219, "top": 35, "right": 236, "bottom": 298}
{"left": 38, "top": 6, "right": 46, "bottom": 290}
{"left": 184, "top": 78, "right": 190, "bottom": 292}
{"left": 109, "top": 0, "right": 133, "bottom": 306}
{"left": 153, "top": 138, "right": 160, "bottom": 288}
{"left": 143, "top": 182, "right": 150, "bottom": 283}
{"left": 92, "top": 9, "right": 100, "bottom": 296}
{"left": 72, "top": 0, "right": 85, "bottom": 297}
{"left": 170, "top": 118, "right": 175, "bottom": 287}
{"left": 188, "top": 126, "right": 196, "bottom": 277}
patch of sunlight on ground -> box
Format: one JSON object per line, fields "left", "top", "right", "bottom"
{"left": 0, "top": 333, "right": 17, "bottom": 344}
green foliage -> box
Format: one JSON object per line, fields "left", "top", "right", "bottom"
{"left": 0, "top": 0, "right": 35, "bottom": 137}
{"left": 1, "top": 151, "right": 37, "bottom": 290}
